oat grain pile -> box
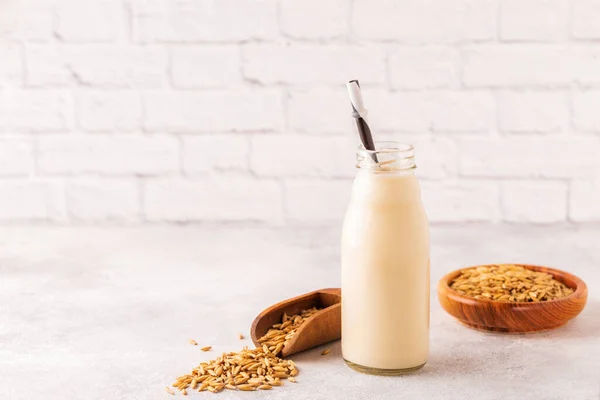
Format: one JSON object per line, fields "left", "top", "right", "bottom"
{"left": 257, "top": 307, "right": 320, "bottom": 351}
{"left": 171, "top": 307, "right": 319, "bottom": 394}
{"left": 450, "top": 264, "right": 574, "bottom": 302}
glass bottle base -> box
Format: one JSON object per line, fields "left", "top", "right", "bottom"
{"left": 344, "top": 359, "right": 426, "bottom": 376}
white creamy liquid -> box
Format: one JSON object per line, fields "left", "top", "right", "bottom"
{"left": 341, "top": 170, "right": 430, "bottom": 371}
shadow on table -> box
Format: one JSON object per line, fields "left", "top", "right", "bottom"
{"left": 292, "top": 300, "right": 598, "bottom": 378}
{"left": 291, "top": 340, "right": 342, "bottom": 363}
{"left": 440, "top": 299, "right": 600, "bottom": 341}
{"left": 293, "top": 340, "right": 478, "bottom": 378}
{"left": 417, "top": 351, "right": 480, "bottom": 377}
{"left": 464, "top": 299, "right": 600, "bottom": 341}
{"left": 529, "top": 299, "right": 600, "bottom": 340}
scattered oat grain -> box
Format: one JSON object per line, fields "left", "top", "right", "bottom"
{"left": 171, "top": 308, "right": 320, "bottom": 395}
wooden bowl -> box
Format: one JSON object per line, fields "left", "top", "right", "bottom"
{"left": 437, "top": 264, "right": 588, "bottom": 333}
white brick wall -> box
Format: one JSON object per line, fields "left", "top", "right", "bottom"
{"left": 500, "top": 0, "right": 569, "bottom": 41}
{"left": 0, "top": 137, "right": 34, "bottom": 176}
{"left": 243, "top": 44, "right": 386, "bottom": 85}
{"left": 389, "top": 47, "right": 461, "bottom": 89}
{"left": 573, "top": 91, "right": 600, "bottom": 132}
{"left": 573, "top": 0, "right": 600, "bottom": 39}
{"left": 182, "top": 134, "right": 249, "bottom": 175}
{"left": 352, "top": 0, "right": 496, "bottom": 43}
{"left": 143, "top": 90, "right": 284, "bottom": 132}
{"left": 497, "top": 91, "right": 569, "bottom": 133}
{"left": 131, "top": 0, "right": 278, "bottom": 43}
{"left": 280, "top": 0, "right": 348, "bottom": 39}
{"left": 570, "top": 179, "right": 600, "bottom": 222}
{"left": 66, "top": 178, "right": 139, "bottom": 222}
{"left": 250, "top": 135, "right": 355, "bottom": 178}
{"left": 55, "top": 0, "right": 125, "bottom": 43}
{"left": 144, "top": 176, "right": 283, "bottom": 222}
{"left": 77, "top": 90, "right": 142, "bottom": 132}
{"left": 171, "top": 46, "right": 241, "bottom": 89}
{"left": 38, "top": 135, "right": 179, "bottom": 175}
{"left": 0, "top": 180, "right": 65, "bottom": 221}
{"left": 501, "top": 181, "right": 568, "bottom": 223}
{"left": 1, "top": 0, "right": 600, "bottom": 226}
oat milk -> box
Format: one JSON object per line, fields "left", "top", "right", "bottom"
{"left": 341, "top": 143, "right": 430, "bottom": 374}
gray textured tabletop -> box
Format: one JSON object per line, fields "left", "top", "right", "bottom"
{"left": 1, "top": 225, "right": 599, "bottom": 399}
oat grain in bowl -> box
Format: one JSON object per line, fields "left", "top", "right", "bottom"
{"left": 450, "top": 264, "right": 574, "bottom": 302}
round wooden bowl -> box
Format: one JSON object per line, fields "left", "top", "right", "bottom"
{"left": 437, "top": 264, "right": 588, "bottom": 333}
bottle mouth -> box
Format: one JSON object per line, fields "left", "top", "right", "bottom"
{"left": 356, "top": 141, "right": 416, "bottom": 172}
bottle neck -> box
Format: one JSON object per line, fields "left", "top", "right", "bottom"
{"left": 356, "top": 141, "right": 416, "bottom": 173}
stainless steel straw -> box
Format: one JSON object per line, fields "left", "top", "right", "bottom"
{"left": 346, "top": 80, "right": 378, "bottom": 163}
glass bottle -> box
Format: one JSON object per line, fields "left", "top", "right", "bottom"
{"left": 341, "top": 141, "right": 430, "bottom": 375}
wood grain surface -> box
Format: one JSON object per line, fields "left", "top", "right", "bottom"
{"left": 437, "top": 264, "right": 588, "bottom": 333}
{"left": 251, "top": 288, "right": 341, "bottom": 357}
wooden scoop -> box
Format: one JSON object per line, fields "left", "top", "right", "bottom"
{"left": 250, "top": 288, "right": 341, "bottom": 357}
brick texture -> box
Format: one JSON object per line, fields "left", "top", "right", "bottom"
{"left": 0, "top": 42, "right": 22, "bottom": 87}
{"left": 0, "top": 180, "right": 65, "bottom": 221}
{"left": 0, "top": 137, "right": 34, "bottom": 176}
{"left": 464, "top": 45, "right": 570, "bottom": 87}
{"left": 573, "top": 0, "right": 600, "bottom": 38}
{"left": 0, "top": 1, "right": 599, "bottom": 225}
{"left": 352, "top": 0, "right": 496, "bottom": 43}
{"left": 497, "top": 91, "right": 569, "bottom": 133}
{"left": 0, "top": 1, "right": 53, "bottom": 42}
{"left": 131, "top": 0, "right": 278, "bottom": 43}
{"left": 38, "top": 135, "right": 179, "bottom": 175}
{"left": 421, "top": 181, "right": 499, "bottom": 223}
{"left": 26, "top": 45, "right": 168, "bottom": 88}
{"left": 143, "top": 90, "right": 284, "bottom": 132}
{"left": 570, "top": 179, "right": 600, "bottom": 222}
{"left": 77, "top": 90, "right": 142, "bottom": 132}
{"left": 284, "top": 179, "right": 351, "bottom": 223}
{"left": 500, "top": 0, "right": 569, "bottom": 41}
{"left": 55, "top": 0, "right": 125, "bottom": 43}
{"left": 243, "top": 44, "right": 386, "bottom": 85}
{"left": 182, "top": 135, "right": 249, "bottom": 175}
{"left": 389, "top": 47, "right": 461, "bottom": 89}
{"left": 250, "top": 134, "right": 355, "bottom": 178}
{"left": 573, "top": 91, "right": 600, "bottom": 132}
{"left": 280, "top": 0, "right": 348, "bottom": 39}
{"left": 458, "top": 137, "right": 600, "bottom": 179}
{"left": 0, "top": 90, "right": 72, "bottom": 132}
{"left": 501, "top": 181, "right": 567, "bottom": 223}
{"left": 66, "top": 179, "right": 140, "bottom": 222}
{"left": 144, "top": 176, "right": 283, "bottom": 222}
{"left": 171, "top": 46, "right": 241, "bottom": 89}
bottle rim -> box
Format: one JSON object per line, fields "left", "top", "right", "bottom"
{"left": 356, "top": 141, "right": 416, "bottom": 171}
{"left": 356, "top": 141, "right": 414, "bottom": 155}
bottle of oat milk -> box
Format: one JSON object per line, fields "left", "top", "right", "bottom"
{"left": 341, "top": 81, "right": 430, "bottom": 375}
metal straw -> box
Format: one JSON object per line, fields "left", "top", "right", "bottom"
{"left": 346, "top": 80, "right": 378, "bottom": 163}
